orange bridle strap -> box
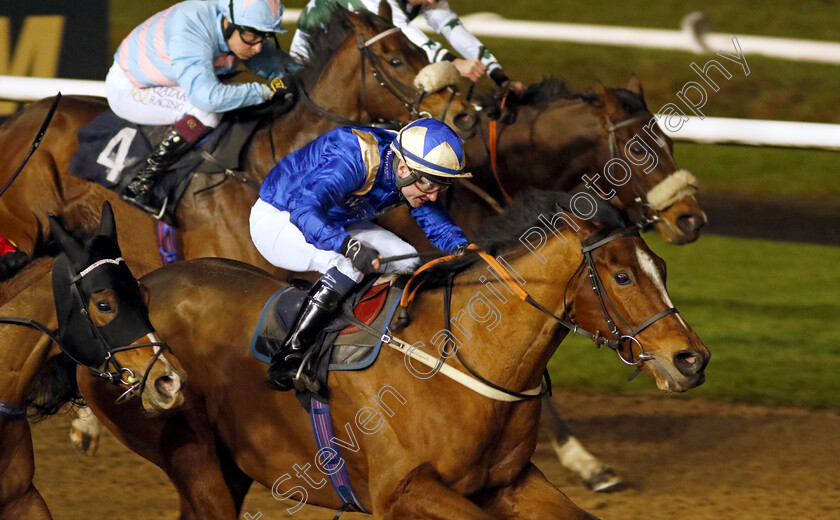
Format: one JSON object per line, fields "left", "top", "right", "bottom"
{"left": 488, "top": 92, "right": 514, "bottom": 204}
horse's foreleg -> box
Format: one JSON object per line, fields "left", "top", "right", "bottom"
{"left": 69, "top": 406, "right": 101, "bottom": 456}
{"left": 541, "top": 396, "right": 622, "bottom": 492}
{"left": 375, "top": 465, "right": 498, "bottom": 520}
{"left": 0, "top": 421, "right": 52, "bottom": 520}
{"left": 477, "top": 463, "right": 598, "bottom": 520}
{"left": 159, "top": 409, "right": 240, "bottom": 520}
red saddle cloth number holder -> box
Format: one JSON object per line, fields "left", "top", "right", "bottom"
{"left": 339, "top": 282, "right": 391, "bottom": 335}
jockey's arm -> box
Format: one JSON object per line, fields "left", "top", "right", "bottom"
{"left": 410, "top": 200, "right": 468, "bottom": 252}
{"left": 385, "top": 0, "right": 452, "bottom": 63}
{"left": 168, "top": 19, "right": 272, "bottom": 112}
{"left": 422, "top": 1, "right": 509, "bottom": 86}
{"left": 288, "top": 154, "right": 363, "bottom": 253}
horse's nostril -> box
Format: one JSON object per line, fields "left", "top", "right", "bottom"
{"left": 676, "top": 214, "right": 705, "bottom": 234}
{"left": 154, "top": 374, "right": 181, "bottom": 398}
{"left": 674, "top": 350, "right": 706, "bottom": 376}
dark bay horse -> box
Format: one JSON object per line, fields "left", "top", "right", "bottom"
{"left": 0, "top": 203, "right": 186, "bottom": 518}
{"left": 380, "top": 77, "right": 706, "bottom": 249}
{"left": 78, "top": 190, "right": 709, "bottom": 519}
{"left": 0, "top": 8, "right": 476, "bottom": 280}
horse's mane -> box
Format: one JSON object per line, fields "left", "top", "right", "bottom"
{"left": 294, "top": 8, "right": 393, "bottom": 91}
{"left": 412, "top": 188, "right": 628, "bottom": 289}
{"left": 482, "top": 77, "right": 649, "bottom": 115}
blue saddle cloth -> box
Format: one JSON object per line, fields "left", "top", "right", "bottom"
{"left": 67, "top": 110, "right": 257, "bottom": 224}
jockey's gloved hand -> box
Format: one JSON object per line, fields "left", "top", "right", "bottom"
{"left": 341, "top": 237, "right": 380, "bottom": 274}
{"left": 268, "top": 77, "right": 295, "bottom": 104}
{"left": 452, "top": 244, "right": 469, "bottom": 256}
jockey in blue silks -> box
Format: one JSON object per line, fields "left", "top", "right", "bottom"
{"left": 106, "top": 0, "right": 296, "bottom": 218}
{"left": 250, "top": 118, "right": 471, "bottom": 391}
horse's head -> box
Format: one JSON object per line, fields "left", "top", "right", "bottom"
{"left": 593, "top": 78, "right": 707, "bottom": 244}
{"left": 563, "top": 201, "right": 709, "bottom": 391}
{"left": 306, "top": 7, "right": 477, "bottom": 138}
{"left": 48, "top": 202, "right": 186, "bottom": 413}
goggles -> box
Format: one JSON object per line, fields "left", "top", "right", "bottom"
{"left": 236, "top": 25, "right": 270, "bottom": 46}
{"left": 414, "top": 174, "right": 451, "bottom": 193}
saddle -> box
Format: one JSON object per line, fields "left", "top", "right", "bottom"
{"left": 250, "top": 274, "right": 405, "bottom": 399}
{"left": 67, "top": 110, "right": 263, "bottom": 225}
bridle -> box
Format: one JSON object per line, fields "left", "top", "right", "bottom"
{"left": 391, "top": 228, "right": 681, "bottom": 400}
{"left": 0, "top": 255, "right": 170, "bottom": 405}
{"left": 567, "top": 227, "right": 679, "bottom": 377}
{"left": 480, "top": 227, "right": 678, "bottom": 382}
{"left": 296, "top": 26, "right": 458, "bottom": 129}
{"left": 602, "top": 114, "right": 684, "bottom": 232}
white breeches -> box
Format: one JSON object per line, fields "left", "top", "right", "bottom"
{"left": 249, "top": 198, "right": 420, "bottom": 282}
{"left": 105, "top": 64, "right": 221, "bottom": 128}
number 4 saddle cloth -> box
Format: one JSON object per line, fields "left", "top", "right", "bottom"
{"left": 67, "top": 110, "right": 259, "bottom": 224}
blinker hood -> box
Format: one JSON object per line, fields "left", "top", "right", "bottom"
{"left": 51, "top": 253, "right": 154, "bottom": 368}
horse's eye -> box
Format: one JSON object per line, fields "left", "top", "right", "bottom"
{"left": 630, "top": 145, "right": 645, "bottom": 156}
{"left": 614, "top": 273, "right": 632, "bottom": 285}
{"left": 95, "top": 300, "right": 115, "bottom": 313}
{"left": 388, "top": 58, "right": 403, "bottom": 67}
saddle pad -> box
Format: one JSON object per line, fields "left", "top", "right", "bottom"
{"left": 249, "top": 276, "right": 403, "bottom": 372}
{"left": 250, "top": 286, "right": 307, "bottom": 363}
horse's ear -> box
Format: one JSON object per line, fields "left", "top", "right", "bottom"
{"left": 626, "top": 76, "right": 644, "bottom": 97}
{"left": 594, "top": 82, "right": 621, "bottom": 116}
{"left": 378, "top": 0, "right": 392, "bottom": 24}
{"left": 97, "top": 201, "right": 118, "bottom": 244}
{"left": 48, "top": 215, "right": 85, "bottom": 265}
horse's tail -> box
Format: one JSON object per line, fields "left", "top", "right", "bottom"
{"left": 23, "top": 352, "right": 84, "bottom": 421}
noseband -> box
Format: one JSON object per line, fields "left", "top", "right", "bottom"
{"left": 604, "top": 115, "right": 689, "bottom": 232}
{"left": 575, "top": 228, "right": 678, "bottom": 377}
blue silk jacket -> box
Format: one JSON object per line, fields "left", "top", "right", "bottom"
{"left": 258, "top": 126, "right": 468, "bottom": 253}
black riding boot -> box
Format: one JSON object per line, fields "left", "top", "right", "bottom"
{"left": 120, "top": 127, "right": 193, "bottom": 218}
{"left": 265, "top": 278, "right": 349, "bottom": 391}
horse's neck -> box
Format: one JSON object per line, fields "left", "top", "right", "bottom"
{"left": 246, "top": 59, "right": 364, "bottom": 174}
{"left": 469, "top": 101, "right": 603, "bottom": 193}
{"left": 445, "top": 237, "right": 582, "bottom": 392}
{"left": 0, "top": 258, "right": 60, "bottom": 400}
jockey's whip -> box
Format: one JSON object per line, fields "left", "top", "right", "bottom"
{"left": 466, "top": 46, "right": 485, "bottom": 102}
{"left": 0, "top": 93, "right": 62, "bottom": 199}
{"left": 378, "top": 248, "right": 468, "bottom": 265}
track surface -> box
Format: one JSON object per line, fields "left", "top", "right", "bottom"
{"left": 30, "top": 389, "right": 840, "bottom": 520}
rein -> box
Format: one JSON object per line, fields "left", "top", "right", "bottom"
{"left": 0, "top": 93, "right": 61, "bottom": 199}
{"left": 397, "top": 229, "right": 680, "bottom": 383}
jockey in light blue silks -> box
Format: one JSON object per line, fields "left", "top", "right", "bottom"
{"left": 250, "top": 118, "right": 471, "bottom": 391}
{"left": 106, "top": 0, "right": 296, "bottom": 218}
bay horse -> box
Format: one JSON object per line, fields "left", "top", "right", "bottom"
{"left": 0, "top": 202, "right": 186, "bottom": 518}
{"left": 0, "top": 7, "right": 476, "bottom": 281}
{"left": 76, "top": 190, "right": 709, "bottom": 519}
{"left": 375, "top": 76, "right": 708, "bottom": 489}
